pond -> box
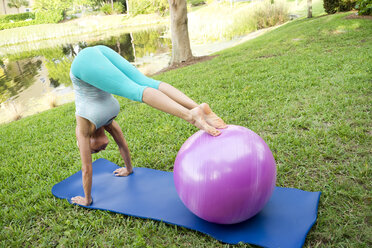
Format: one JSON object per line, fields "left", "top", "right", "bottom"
{"left": 0, "top": 26, "right": 172, "bottom": 124}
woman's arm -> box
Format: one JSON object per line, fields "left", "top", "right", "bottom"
{"left": 71, "top": 117, "right": 95, "bottom": 206}
{"left": 105, "top": 120, "right": 133, "bottom": 176}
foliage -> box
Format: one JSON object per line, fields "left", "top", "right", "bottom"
{"left": 33, "top": 0, "right": 72, "bottom": 12}
{"left": 324, "top": 0, "right": 339, "bottom": 13}
{"left": 0, "top": 0, "right": 68, "bottom": 30}
{"left": 355, "top": 0, "right": 372, "bottom": 15}
{"left": 339, "top": 0, "right": 358, "bottom": 10}
{"left": 323, "top": 0, "right": 357, "bottom": 13}
{"left": 0, "top": 12, "right": 34, "bottom": 23}
{"left": 100, "top": 2, "right": 124, "bottom": 15}
{"left": 33, "top": 0, "right": 73, "bottom": 23}
{"left": 188, "top": 1, "right": 289, "bottom": 43}
{"left": 35, "top": 10, "right": 65, "bottom": 23}
{"left": 0, "top": 19, "right": 37, "bottom": 30}
{"left": 128, "top": 0, "right": 169, "bottom": 16}
{"left": 73, "top": 0, "right": 102, "bottom": 8}
{"left": 7, "top": 0, "right": 29, "bottom": 11}
{"left": 187, "top": 0, "right": 206, "bottom": 6}
{"left": 0, "top": 11, "right": 65, "bottom": 30}
{"left": 0, "top": 12, "right": 371, "bottom": 247}
{"left": 0, "top": 12, "right": 37, "bottom": 30}
{"left": 253, "top": 0, "right": 289, "bottom": 29}
{"left": 100, "top": 3, "right": 113, "bottom": 15}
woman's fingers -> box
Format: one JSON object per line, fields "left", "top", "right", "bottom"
{"left": 113, "top": 168, "right": 132, "bottom": 177}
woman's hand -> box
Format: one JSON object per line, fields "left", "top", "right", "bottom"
{"left": 71, "top": 196, "right": 92, "bottom": 206}
{"left": 113, "top": 167, "right": 133, "bottom": 177}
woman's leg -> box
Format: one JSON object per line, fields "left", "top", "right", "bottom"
{"left": 95, "top": 46, "right": 198, "bottom": 109}
{"left": 71, "top": 47, "right": 147, "bottom": 102}
{"left": 157, "top": 83, "right": 227, "bottom": 129}
{"left": 94, "top": 45, "right": 226, "bottom": 128}
{"left": 142, "top": 88, "right": 221, "bottom": 136}
{"left": 158, "top": 82, "right": 198, "bottom": 109}
{"left": 94, "top": 45, "right": 161, "bottom": 89}
{"left": 71, "top": 47, "right": 220, "bottom": 135}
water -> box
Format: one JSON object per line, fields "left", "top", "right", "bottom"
{"left": 0, "top": 27, "right": 172, "bottom": 124}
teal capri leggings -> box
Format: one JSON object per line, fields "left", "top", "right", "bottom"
{"left": 70, "top": 45, "right": 161, "bottom": 102}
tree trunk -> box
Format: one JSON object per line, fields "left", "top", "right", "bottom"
{"left": 2, "top": 0, "right": 7, "bottom": 14}
{"left": 168, "top": 0, "right": 194, "bottom": 65}
{"left": 307, "top": 0, "right": 312, "bottom": 18}
{"left": 126, "top": 0, "right": 129, "bottom": 14}
{"left": 111, "top": 0, "right": 114, "bottom": 12}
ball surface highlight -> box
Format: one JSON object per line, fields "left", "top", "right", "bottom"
{"left": 173, "top": 125, "right": 276, "bottom": 224}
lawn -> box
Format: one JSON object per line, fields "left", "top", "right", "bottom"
{"left": 0, "top": 12, "right": 371, "bottom": 247}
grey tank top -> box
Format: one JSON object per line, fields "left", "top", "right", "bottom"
{"left": 70, "top": 71, "right": 120, "bottom": 129}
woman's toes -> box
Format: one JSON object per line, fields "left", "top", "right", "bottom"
{"left": 190, "top": 106, "right": 221, "bottom": 136}
{"left": 200, "top": 103, "right": 227, "bottom": 129}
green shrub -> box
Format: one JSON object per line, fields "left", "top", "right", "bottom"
{"left": 128, "top": 0, "right": 168, "bottom": 16}
{"left": 35, "top": 10, "right": 64, "bottom": 23}
{"left": 0, "top": 0, "right": 82, "bottom": 30}
{"left": 100, "top": 3, "right": 113, "bottom": 14}
{"left": 0, "top": 19, "right": 37, "bottom": 30}
{"left": 339, "top": 0, "right": 358, "bottom": 10}
{"left": 355, "top": 0, "right": 372, "bottom": 15}
{"left": 100, "top": 2, "right": 124, "bottom": 15}
{"left": 189, "top": 1, "right": 289, "bottom": 43}
{"left": 324, "top": 0, "right": 357, "bottom": 13}
{"left": 324, "top": 0, "right": 339, "bottom": 13}
{"left": 0, "top": 12, "right": 35, "bottom": 23}
{"left": 0, "top": 12, "right": 38, "bottom": 30}
{"left": 188, "top": 0, "right": 206, "bottom": 6}
{"left": 33, "top": 0, "right": 71, "bottom": 21}
{"left": 113, "top": 2, "right": 124, "bottom": 13}
{"left": 253, "top": 0, "right": 289, "bottom": 29}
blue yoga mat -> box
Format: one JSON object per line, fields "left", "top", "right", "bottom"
{"left": 52, "top": 158, "right": 321, "bottom": 247}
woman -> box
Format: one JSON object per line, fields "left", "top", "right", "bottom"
{"left": 70, "top": 45, "right": 226, "bottom": 206}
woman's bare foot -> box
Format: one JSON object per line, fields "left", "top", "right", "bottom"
{"left": 200, "top": 103, "right": 227, "bottom": 129}
{"left": 189, "top": 106, "right": 221, "bottom": 136}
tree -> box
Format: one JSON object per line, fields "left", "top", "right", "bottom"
{"left": 126, "top": 0, "right": 129, "bottom": 14}
{"left": 7, "top": 0, "right": 29, "bottom": 13}
{"left": 34, "top": 0, "right": 72, "bottom": 13}
{"left": 2, "top": 0, "right": 7, "bottom": 14}
{"left": 307, "top": 0, "right": 312, "bottom": 18}
{"left": 168, "top": 0, "right": 194, "bottom": 65}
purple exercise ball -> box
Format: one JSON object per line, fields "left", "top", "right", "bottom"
{"left": 173, "top": 125, "right": 276, "bottom": 224}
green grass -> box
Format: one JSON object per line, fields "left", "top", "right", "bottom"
{"left": 1, "top": 12, "right": 371, "bottom": 247}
